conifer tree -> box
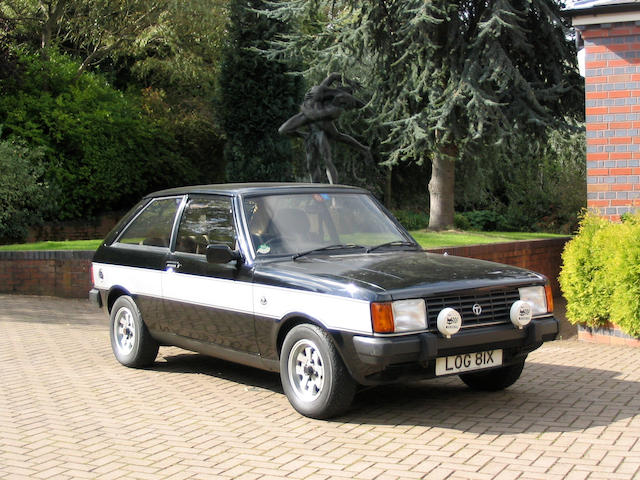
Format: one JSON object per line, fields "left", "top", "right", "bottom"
{"left": 219, "top": 0, "right": 304, "bottom": 182}
{"left": 264, "top": 0, "right": 583, "bottom": 229}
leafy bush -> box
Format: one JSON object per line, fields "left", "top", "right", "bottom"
{"left": 392, "top": 209, "right": 429, "bottom": 230}
{"left": 460, "top": 210, "right": 510, "bottom": 231}
{"left": 620, "top": 212, "right": 640, "bottom": 225}
{"left": 0, "top": 137, "right": 49, "bottom": 243}
{"left": 392, "top": 210, "right": 478, "bottom": 232}
{"left": 0, "top": 50, "right": 196, "bottom": 220}
{"left": 608, "top": 220, "right": 640, "bottom": 337}
{"left": 559, "top": 212, "right": 640, "bottom": 337}
{"left": 455, "top": 130, "right": 586, "bottom": 233}
{"left": 453, "top": 213, "right": 471, "bottom": 230}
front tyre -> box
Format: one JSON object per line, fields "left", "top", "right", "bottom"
{"left": 110, "top": 296, "right": 159, "bottom": 368}
{"left": 280, "top": 324, "right": 356, "bottom": 419}
{"left": 459, "top": 359, "right": 525, "bottom": 391}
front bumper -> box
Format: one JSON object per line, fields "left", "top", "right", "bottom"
{"left": 349, "top": 317, "right": 558, "bottom": 384}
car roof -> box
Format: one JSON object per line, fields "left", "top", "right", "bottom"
{"left": 146, "top": 183, "right": 369, "bottom": 198}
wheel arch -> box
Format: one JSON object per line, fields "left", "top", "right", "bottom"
{"left": 275, "top": 313, "right": 325, "bottom": 358}
{"left": 275, "top": 313, "right": 350, "bottom": 365}
{"left": 107, "top": 286, "right": 132, "bottom": 313}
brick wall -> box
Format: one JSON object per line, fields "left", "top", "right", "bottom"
{"left": 0, "top": 251, "right": 94, "bottom": 298}
{"left": 581, "top": 21, "right": 640, "bottom": 220}
{"left": 426, "top": 237, "right": 570, "bottom": 296}
{"left": 0, "top": 237, "right": 569, "bottom": 299}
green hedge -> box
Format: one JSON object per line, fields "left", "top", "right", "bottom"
{"left": 0, "top": 138, "right": 49, "bottom": 243}
{"left": 0, "top": 50, "right": 196, "bottom": 221}
{"left": 559, "top": 212, "right": 640, "bottom": 337}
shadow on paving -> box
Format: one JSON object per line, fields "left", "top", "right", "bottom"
{"left": 155, "top": 352, "right": 284, "bottom": 393}
{"left": 153, "top": 350, "right": 637, "bottom": 434}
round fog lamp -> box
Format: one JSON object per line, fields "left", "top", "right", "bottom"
{"left": 437, "top": 308, "right": 462, "bottom": 338}
{"left": 510, "top": 300, "right": 532, "bottom": 329}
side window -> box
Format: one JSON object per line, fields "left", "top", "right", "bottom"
{"left": 175, "top": 196, "right": 236, "bottom": 254}
{"left": 118, "top": 197, "right": 182, "bottom": 248}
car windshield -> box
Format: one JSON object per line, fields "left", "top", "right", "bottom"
{"left": 243, "top": 192, "right": 416, "bottom": 257}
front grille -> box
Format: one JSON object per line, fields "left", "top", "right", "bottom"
{"left": 426, "top": 288, "right": 521, "bottom": 330}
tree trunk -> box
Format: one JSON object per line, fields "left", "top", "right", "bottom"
{"left": 384, "top": 166, "right": 392, "bottom": 208}
{"left": 41, "top": 0, "right": 68, "bottom": 50}
{"left": 428, "top": 144, "right": 457, "bottom": 231}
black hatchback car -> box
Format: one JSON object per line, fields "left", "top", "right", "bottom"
{"left": 90, "top": 183, "right": 558, "bottom": 418}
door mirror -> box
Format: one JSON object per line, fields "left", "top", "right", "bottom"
{"left": 206, "top": 244, "right": 242, "bottom": 264}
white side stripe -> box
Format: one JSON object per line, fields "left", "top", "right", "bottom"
{"left": 92, "top": 263, "right": 373, "bottom": 334}
{"left": 163, "top": 270, "right": 253, "bottom": 315}
{"left": 93, "top": 263, "right": 162, "bottom": 298}
{"left": 253, "top": 284, "right": 372, "bottom": 334}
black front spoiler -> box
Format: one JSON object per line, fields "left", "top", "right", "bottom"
{"left": 352, "top": 317, "right": 559, "bottom": 369}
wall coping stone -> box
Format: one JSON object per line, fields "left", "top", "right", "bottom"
{"left": 0, "top": 250, "right": 95, "bottom": 260}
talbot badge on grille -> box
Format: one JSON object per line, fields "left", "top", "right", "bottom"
{"left": 472, "top": 303, "right": 482, "bottom": 316}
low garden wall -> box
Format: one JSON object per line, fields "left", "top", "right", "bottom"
{"left": 427, "top": 237, "right": 570, "bottom": 296}
{"left": 0, "top": 237, "right": 570, "bottom": 299}
{"left": 578, "top": 324, "right": 640, "bottom": 348}
{"left": 0, "top": 251, "right": 94, "bottom": 298}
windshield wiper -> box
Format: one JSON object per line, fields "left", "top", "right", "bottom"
{"left": 366, "top": 241, "right": 419, "bottom": 253}
{"left": 292, "top": 244, "right": 367, "bottom": 261}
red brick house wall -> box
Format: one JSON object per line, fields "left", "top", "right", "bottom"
{"left": 580, "top": 21, "right": 640, "bottom": 220}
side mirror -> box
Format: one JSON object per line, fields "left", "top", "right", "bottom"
{"left": 206, "top": 244, "right": 243, "bottom": 264}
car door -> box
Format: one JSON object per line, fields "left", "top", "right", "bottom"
{"left": 161, "top": 194, "right": 258, "bottom": 353}
{"left": 107, "top": 195, "right": 185, "bottom": 330}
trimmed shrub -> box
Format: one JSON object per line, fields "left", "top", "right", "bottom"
{"left": 559, "top": 212, "right": 640, "bottom": 337}
{"left": 608, "top": 220, "right": 640, "bottom": 337}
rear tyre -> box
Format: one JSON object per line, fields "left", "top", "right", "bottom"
{"left": 280, "top": 324, "right": 356, "bottom": 419}
{"left": 459, "top": 359, "right": 525, "bottom": 391}
{"left": 110, "top": 296, "right": 159, "bottom": 368}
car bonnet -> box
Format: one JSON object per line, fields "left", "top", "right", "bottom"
{"left": 254, "top": 251, "right": 544, "bottom": 302}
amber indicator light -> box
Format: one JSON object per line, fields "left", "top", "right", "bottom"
{"left": 371, "top": 302, "right": 394, "bottom": 333}
{"left": 545, "top": 284, "right": 554, "bottom": 314}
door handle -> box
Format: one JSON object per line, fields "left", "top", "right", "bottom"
{"left": 165, "top": 260, "right": 182, "bottom": 271}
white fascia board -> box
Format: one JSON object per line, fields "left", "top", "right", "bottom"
{"left": 572, "top": 10, "right": 640, "bottom": 26}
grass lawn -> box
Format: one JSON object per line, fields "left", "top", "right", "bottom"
{"left": 0, "top": 239, "right": 103, "bottom": 251}
{"left": 0, "top": 231, "right": 567, "bottom": 251}
{"left": 409, "top": 230, "right": 567, "bottom": 249}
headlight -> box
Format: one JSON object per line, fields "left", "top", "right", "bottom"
{"left": 518, "top": 286, "right": 551, "bottom": 316}
{"left": 371, "top": 299, "right": 426, "bottom": 333}
{"left": 392, "top": 299, "right": 427, "bottom": 332}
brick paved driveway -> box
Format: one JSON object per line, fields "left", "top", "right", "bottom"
{"left": 1, "top": 294, "right": 639, "bottom": 480}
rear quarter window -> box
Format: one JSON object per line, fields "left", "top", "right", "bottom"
{"left": 117, "top": 197, "right": 182, "bottom": 248}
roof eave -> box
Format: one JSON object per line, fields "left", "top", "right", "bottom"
{"left": 565, "top": 3, "right": 640, "bottom": 25}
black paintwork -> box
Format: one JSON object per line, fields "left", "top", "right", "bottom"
{"left": 252, "top": 251, "right": 544, "bottom": 303}
{"left": 163, "top": 251, "right": 258, "bottom": 353}
{"left": 92, "top": 183, "right": 558, "bottom": 384}
{"left": 148, "top": 182, "right": 368, "bottom": 200}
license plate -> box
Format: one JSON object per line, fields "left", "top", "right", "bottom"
{"left": 435, "top": 349, "right": 502, "bottom": 376}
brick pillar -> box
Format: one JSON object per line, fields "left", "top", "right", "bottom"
{"left": 581, "top": 21, "right": 640, "bottom": 221}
